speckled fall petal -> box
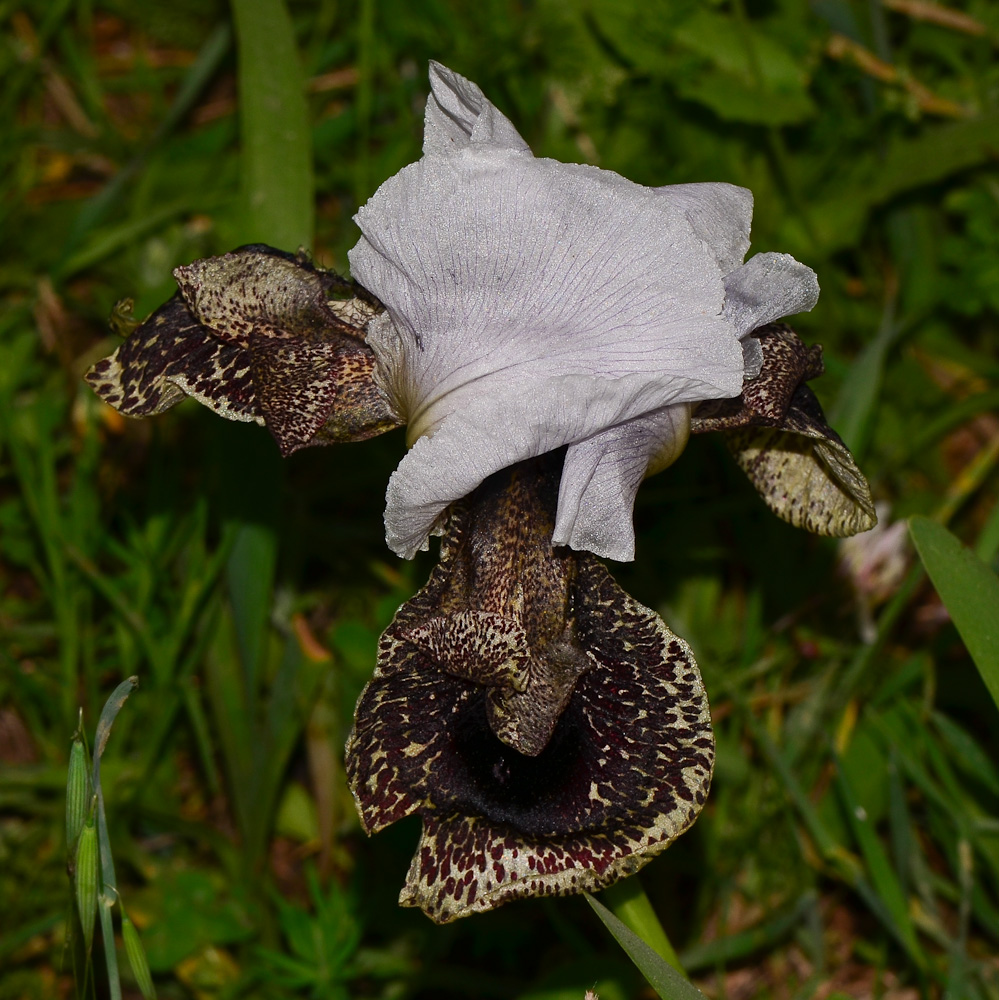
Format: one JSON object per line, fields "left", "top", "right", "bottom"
{"left": 692, "top": 324, "right": 876, "bottom": 535}
{"left": 84, "top": 245, "right": 402, "bottom": 454}
{"left": 345, "top": 455, "right": 713, "bottom": 922}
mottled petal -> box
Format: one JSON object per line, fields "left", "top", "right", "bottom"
{"left": 691, "top": 325, "right": 874, "bottom": 535}
{"left": 350, "top": 551, "right": 713, "bottom": 923}
{"left": 173, "top": 245, "right": 361, "bottom": 344}
{"left": 723, "top": 252, "right": 820, "bottom": 339}
{"left": 85, "top": 248, "right": 403, "bottom": 453}
{"left": 692, "top": 323, "right": 824, "bottom": 432}
{"left": 346, "top": 457, "right": 713, "bottom": 921}
{"left": 85, "top": 295, "right": 261, "bottom": 424}
{"left": 553, "top": 404, "right": 691, "bottom": 561}
{"left": 725, "top": 385, "right": 877, "bottom": 536}
{"left": 403, "top": 611, "right": 532, "bottom": 690}
{"left": 247, "top": 335, "right": 339, "bottom": 454}
{"left": 423, "top": 60, "right": 531, "bottom": 156}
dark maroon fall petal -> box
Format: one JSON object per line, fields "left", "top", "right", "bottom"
{"left": 691, "top": 323, "right": 875, "bottom": 536}
{"left": 84, "top": 245, "right": 403, "bottom": 452}
{"left": 345, "top": 456, "right": 713, "bottom": 922}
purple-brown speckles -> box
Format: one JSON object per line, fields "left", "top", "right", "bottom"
{"left": 346, "top": 456, "right": 714, "bottom": 923}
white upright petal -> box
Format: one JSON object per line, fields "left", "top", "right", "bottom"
{"left": 660, "top": 183, "right": 753, "bottom": 275}
{"left": 349, "top": 63, "right": 821, "bottom": 560}
{"left": 352, "top": 151, "right": 747, "bottom": 556}
{"left": 723, "top": 252, "right": 819, "bottom": 339}
{"left": 554, "top": 404, "right": 691, "bottom": 561}
{"left": 423, "top": 60, "right": 531, "bottom": 155}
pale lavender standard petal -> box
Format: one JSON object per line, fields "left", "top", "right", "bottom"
{"left": 423, "top": 60, "right": 531, "bottom": 155}
{"left": 352, "top": 150, "right": 747, "bottom": 558}
{"left": 723, "top": 252, "right": 820, "bottom": 339}
{"left": 349, "top": 63, "right": 820, "bottom": 561}
{"left": 659, "top": 183, "right": 753, "bottom": 276}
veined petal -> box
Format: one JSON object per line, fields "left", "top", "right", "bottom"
{"left": 723, "top": 252, "right": 819, "bottom": 339}
{"left": 352, "top": 150, "right": 747, "bottom": 556}
{"left": 382, "top": 371, "right": 710, "bottom": 559}
{"left": 351, "top": 63, "right": 822, "bottom": 560}
{"left": 424, "top": 60, "right": 531, "bottom": 156}
{"left": 554, "top": 404, "right": 691, "bottom": 561}
{"left": 659, "top": 182, "right": 753, "bottom": 275}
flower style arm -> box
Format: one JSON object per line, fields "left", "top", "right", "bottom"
{"left": 84, "top": 245, "right": 404, "bottom": 454}
{"left": 691, "top": 323, "right": 876, "bottom": 536}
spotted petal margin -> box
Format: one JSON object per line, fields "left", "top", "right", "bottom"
{"left": 85, "top": 245, "right": 402, "bottom": 454}
{"left": 346, "top": 459, "right": 713, "bottom": 923}
{"left": 692, "top": 324, "right": 876, "bottom": 535}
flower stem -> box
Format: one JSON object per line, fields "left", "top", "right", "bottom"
{"left": 602, "top": 878, "right": 685, "bottom": 975}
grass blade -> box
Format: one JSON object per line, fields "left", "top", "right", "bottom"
{"left": 833, "top": 754, "right": 925, "bottom": 965}
{"left": 91, "top": 677, "right": 139, "bottom": 1000}
{"left": 584, "top": 893, "right": 708, "bottom": 1000}
{"left": 909, "top": 517, "right": 999, "bottom": 708}
{"left": 601, "top": 878, "right": 684, "bottom": 973}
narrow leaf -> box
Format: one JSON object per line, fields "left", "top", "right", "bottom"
{"left": 584, "top": 893, "right": 708, "bottom": 1000}
{"left": 601, "top": 879, "right": 684, "bottom": 973}
{"left": 92, "top": 677, "right": 138, "bottom": 1000}
{"left": 909, "top": 516, "right": 999, "bottom": 708}
{"left": 833, "top": 756, "right": 924, "bottom": 965}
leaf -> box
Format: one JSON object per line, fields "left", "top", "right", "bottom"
{"left": 584, "top": 893, "right": 708, "bottom": 1000}
{"left": 672, "top": 9, "right": 816, "bottom": 125}
{"left": 230, "top": 0, "right": 314, "bottom": 249}
{"left": 833, "top": 755, "right": 925, "bottom": 964}
{"left": 909, "top": 517, "right": 999, "bottom": 708}
{"left": 808, "top": 111, "right": 999, "bottom": 252}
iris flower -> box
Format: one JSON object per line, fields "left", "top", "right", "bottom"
{"left": 86, "top": 63, "right": 874, "bottom": 923}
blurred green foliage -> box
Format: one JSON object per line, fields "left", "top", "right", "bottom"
{"left": 2, "top": 0, "right": 999, "bottom": 997}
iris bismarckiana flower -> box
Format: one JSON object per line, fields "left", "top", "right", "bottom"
{"left": 84, "top": 62, "right": 876, "bottom": 926}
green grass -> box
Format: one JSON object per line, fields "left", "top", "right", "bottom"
{"left": 2, "top": 0, "right": 999, "bottom": 997}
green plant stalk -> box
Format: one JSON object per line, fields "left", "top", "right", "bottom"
{"left": 602, "top": 878, "right": 684, "bottom": 974}
{"left": 355, "top": 0, "right": 376, "bottom": 206}
{"left": 90, "top": 677, "right": 139, "bottom": 1000}
{"left": 230, "top": 0, "right": 314, "bottom": 250}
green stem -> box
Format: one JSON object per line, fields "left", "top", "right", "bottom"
{"left": 603, "top": 877, "right": 685, "bottom": 975}
{"left": 230, "top": 0, "right": 314, "bottom": 249}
